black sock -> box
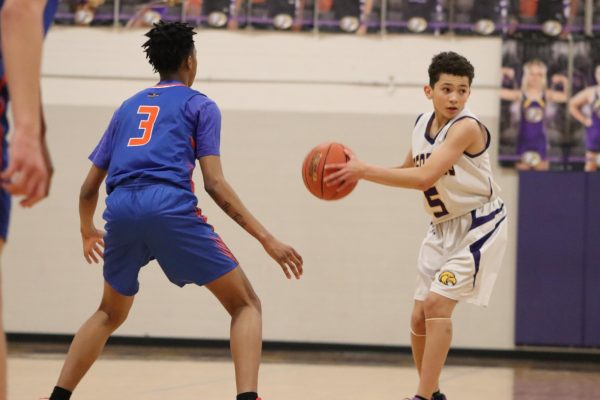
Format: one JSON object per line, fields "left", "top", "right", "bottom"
{"left": 49, "top": 386, "right": 72, "bottom": 400}
{"left": 431, "top": 390, "right": 442, "bottom": 399}
{"left": 236, "top": 392, "right": 258, "bottom": 400}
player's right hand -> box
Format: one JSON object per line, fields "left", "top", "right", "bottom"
{"left": 262, "top": 237, "right": 303, "bottom": 280}
{"left": 1, "top": 128, "right": 49, "bottom": 207}
{"left": 81, "top": 227, "right": 105, "bottom": 264}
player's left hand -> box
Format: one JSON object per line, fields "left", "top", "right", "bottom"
{"left": 81, "top": 227, "right": 105, "bottom": 264}
{"left": 262, "top": 236, "right": 303, "bottom": 280}
{"left": 1, "top": 129, "right": 49, "bottom": 207}
{"left": 324, "top": 148, "right": 365, "bottom": 192}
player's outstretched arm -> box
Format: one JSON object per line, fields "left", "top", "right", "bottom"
{"left": 325, "top": 118, "right": 484, "bottom": 191}
{"left": 79, "top": 165, "right": 107, "bottom": 264}
{"left": 0, "top": 0, "right": 49, "bottom": 207}
{"left": 199, "top": 155, "right": 303, "bottom": 280}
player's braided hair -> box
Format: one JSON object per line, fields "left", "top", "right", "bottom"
{"left": 142, "top": 21, "right": 196, "bottom": 74}
{"left": 428, "top": 51, "right": 475, "bottom": 87}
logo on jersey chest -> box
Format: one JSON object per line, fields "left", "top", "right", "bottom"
{"left": 413, "top": 152, "right": 456, "bottom": 176}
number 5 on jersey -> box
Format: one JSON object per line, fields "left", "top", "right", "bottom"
{"left": 128, "top": 105, "right": 160, "bottom": 147}
{"left": 424, "top": 186, "right": 449, "bottom": 218}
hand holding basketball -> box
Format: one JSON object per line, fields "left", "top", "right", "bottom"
{"left": 324, "top": 147, "right": 365, "bottom": 191}
{"left": 301, "top": 142, "right": 358, "bottom": 200}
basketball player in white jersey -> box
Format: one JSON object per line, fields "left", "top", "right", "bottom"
{"left": 325, "top": 51, "right": 507, "bottom": 400}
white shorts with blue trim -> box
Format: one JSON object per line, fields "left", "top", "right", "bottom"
{"left": 414, "top": 198, "right": 508, "bottom": 307}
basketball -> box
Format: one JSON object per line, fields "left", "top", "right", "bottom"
{"left": 301, "top": 142, "right": 357, "bottom": 201}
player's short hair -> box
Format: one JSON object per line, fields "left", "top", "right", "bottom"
{"left": 142, "top": 21, "right": 196, "bottom": 74}
{"left": 428, "top": 52, "right": 475, "bottom": 87}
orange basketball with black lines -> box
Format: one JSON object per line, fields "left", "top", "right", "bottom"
{"left": 302, "top": 142, "right": 357, "bottom": 201}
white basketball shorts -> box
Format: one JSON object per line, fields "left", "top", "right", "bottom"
{"left": 414, "top": 198, "right": 508, "bottom": 307}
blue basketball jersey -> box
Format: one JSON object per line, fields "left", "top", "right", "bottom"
{"left": 90, "top": 82, "right": 237, "bottom": 294}
{"left": 90, "top": 81, "right": 222, "bottom": 194}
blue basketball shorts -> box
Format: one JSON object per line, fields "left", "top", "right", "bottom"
{"left": 0, "top": 188, "right": 10, "bottom": 241}
{"left": 102, "top": 184, "right": 239, "bottom": 296}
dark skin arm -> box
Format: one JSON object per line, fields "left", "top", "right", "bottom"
{"left": 79, "top": 165, "right": 107, "bottom": 264}
{"left": 199, "top": 155, "right": 303, "bottom": 279}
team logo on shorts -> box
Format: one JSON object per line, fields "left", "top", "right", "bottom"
{"left": 439, "top": 271, "right": 457, "bottom": 286}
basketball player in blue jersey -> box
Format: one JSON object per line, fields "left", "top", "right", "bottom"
{"left": 0, "top": 0, "right": 57, "bottom": 398}
{"left": 569, "top": 64, "right": 600, "bottom": 172}
{"left": 45, "top": 21, "right": 302, "bottom": 400}
{"left": 325, "top": 52, "right": 507, "bottom": 400}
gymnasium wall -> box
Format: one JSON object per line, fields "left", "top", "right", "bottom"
{"left": 4, "top": 28, "right": 518, "bottom": 350}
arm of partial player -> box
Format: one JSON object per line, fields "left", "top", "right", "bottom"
{"left": 0, "top": 0, "right": 49, "bottom": 207}
{"left": 198, "top": 155, "right": 303, "bottom": 280}
{"left": 79, "top": 165, "right": 108, "bottom": 264}
{"left": 324, "top": 118, "right": 482, "bottom": 192}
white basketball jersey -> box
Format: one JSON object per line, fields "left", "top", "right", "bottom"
{"left": 412, "top": 107, "right": 501, "bottom": 224}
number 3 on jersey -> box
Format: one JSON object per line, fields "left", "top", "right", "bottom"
{"left": 424, "top": 186, "right": 449, "bottom": 218}
{"left": 128, "top": 105, "right": 160, "bottom": 147}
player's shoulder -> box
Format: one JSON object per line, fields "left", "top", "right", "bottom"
{"left": 186, "top": 90, "right": 220, "bottom": 115}
{"left": 414, "top": 111, "right": 433, "bottom": 128}
{"left": 450, "top": 115, "right": 482, "bottom": 131}
{"left": 447, "top": 111, "right": 487, "bottom": 139}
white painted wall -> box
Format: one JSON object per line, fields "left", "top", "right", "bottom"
{"left": 4, "top": 27, "right": 518, "bottom": 349}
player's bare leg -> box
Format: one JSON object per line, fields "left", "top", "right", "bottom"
{"left": 206, "top": 266, "right": 261, "bottom": 395}
{"left": 411, "top": 300, "right": 443, "bottom": 396}
{"left": 55, "top": 280, "right": 134, "bottom": 391}
{"left": 410, "top": 301, "right": 426, "bottom": 375}
{"left": 416, "top": 292, "right": 457, "bottom": 399}
{"left": 0, "top": 240, "right": 6, "bottom": 400}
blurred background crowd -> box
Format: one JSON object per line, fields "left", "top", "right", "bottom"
{"left": 53, "top": 1, "right": 600, "bottom": 170}
{"left": 54, "top": 0, "right": 596, "bottom": 37}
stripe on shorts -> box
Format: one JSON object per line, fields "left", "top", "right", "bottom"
{"left": 469, "top": 215, "right": 506, "bottom": 286}
{"left": 470, "top": 202, "right": 505, "bottom": 231}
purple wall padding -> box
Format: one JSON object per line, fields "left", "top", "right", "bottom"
{"left": 516, "top": 172, "right": 585, "bottom": 346}
{"left": 584, "top": 174, "right": 600, "bottom": 347}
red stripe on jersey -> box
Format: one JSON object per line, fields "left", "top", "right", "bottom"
{"left": 195, "top": 207, "right": 208, "bottom": 224}
{"left": 189, "top": 136, "right": 196, "bottom": 193}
